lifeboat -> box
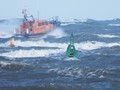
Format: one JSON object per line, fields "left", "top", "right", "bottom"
{"left": 15, "top": 9, "right": 61, "bottom": 38}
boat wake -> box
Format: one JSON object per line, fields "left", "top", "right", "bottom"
{"left": 47, "top": 28, "right": 67, "bottom": 38}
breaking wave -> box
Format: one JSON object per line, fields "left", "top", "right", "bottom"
{"left": 48, "top": 67, "right": 106, "bottom": 79}
{"left": 0, "top": 18, "right": 22, "bottom": 36}
{"left": 45, "top": 28, "right": 67, "bottom": 38}
{"left": 108, "top": 23, "right": 120, "bottom": 27}
{"left": 0, "top": 40, "right": 68, "bottom": 49}
{"left": 0, "top": 31, "right": 12, "bottom": 38}
{"left": 75, "top": 41, "right": 120, "bottom": 50}
{"left": 96, "top": 34, "right": 119, "bottom": 38}
{"left": 0, "top": 61, "right": 27, "bottom": 67}
{"left": 1, "top": 40, "right": 120, "bottom": 50}
{"left": 1, "top": 40, "right": 120, "bottom": 58}
{"left": 0, "top": 49, "right": 64, "bottom": 58}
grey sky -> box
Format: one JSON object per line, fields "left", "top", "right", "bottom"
{"left": 0, "top": 0, "right": 120, "bottom": 20}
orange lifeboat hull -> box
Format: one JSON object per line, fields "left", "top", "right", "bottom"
{"left": 19, "top": 20, "right": 54, "bottom": 38}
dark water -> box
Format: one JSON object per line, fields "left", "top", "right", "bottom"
{"left": 0, "top": 19, "right": 120, "bottom": 90}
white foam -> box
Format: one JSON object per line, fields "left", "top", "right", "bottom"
{"left": 49, "top": 68, "right": 107, "bottom": 78}
{"left": 61, "top": 23, "right": 69, "bottom": 26}
{"left": 96, "top": 34, "right": 119, "bottom": 38}
{"left": 99, "top": 75, "right": 105, "bottom": 78}
{"left": 48, "top": 67, "right": 83, "bottom": 77}
{"left": 0, "top": 61, "right": 11, "bottom": 67}
{"left": 108, "top": 24, "right": 120, "bottom": 27}
{"left": 44, "top": 28, "right": 67, "bottom": 38}
{"left": 74, "top": 41, "right": 104, "bottom": 50}
{"left": 75, "top": 41, "right": 120, "bottom": 50}
{"left": 0, "top": 18, "right": 22, "bottom": 39}
{"left": 0, "top": 49, "right": 64, "bottom": 58}
{"left": 1, "top": 41, "right": 120, "bottom": 58}
{"left": 0, "top": 31, "right": 12, "bottom": 38}
{"left": 60, "top": 19, "right": 87, "bottom": 23}
{"left": 0, "top": 39, "right": 68, "bottom": 49}
{"left": 0, "top": 24, "right": 18, "bottom": 36}
{"left": 65, "top": 57, "right": 79, "bottom": 61}
{"left": 1, "top": 40, "right": 120, "bottom": 51}
{"left": 0, "top": 61, "right": 28, "bottom": 68}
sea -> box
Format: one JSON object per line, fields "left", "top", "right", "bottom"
{"left": 0, "top": 18, "right": 120, "bottom": 90}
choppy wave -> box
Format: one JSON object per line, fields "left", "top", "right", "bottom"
{"left": 61, "top": 23, "right": 70, "bottom": 26}
{"left": 64, "top": 57, "right": 79, "bottom": 61}
{"left": 76, "top": 41, "right": 120, "bottom": 50}
{"left": 1, "top": 40, "right": 120, "bottom": 50}
{"left": 45, "top": 28, "right": 67, "bottom": 38}
{"left": 96, "top": 34, "right": 119, "bottom": 38}
{"left": 61, "top": 22, "right": 76, "bottom": 26}
{"left": 0, "top": 31, "right": 12, "bottom": 38}
{"left": 1, "top": 41, "right": 120, "bottom": 58}
{"left": 0, "top": 18, "right": 120, "bottom": 89}
{"left": 0, "top": 49, "right": 64, "bottom": 58}
{"left": 0, "top": 40, "right": 68, "bottom": 49}
{"left": 108, "top": 24, "right": 120, "bottom": 26}
{"left": 0, "top": 18, "right": 22, "bottom": 35}
{"left": 49, "top": 67, "right": 106, "bottom": 79}
{"left": 0, "top": 61, "right": 27, "bottom": 67}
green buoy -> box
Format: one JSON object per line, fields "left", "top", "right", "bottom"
{"left": 66, "top": 34, "right": 77, "bottom": 57}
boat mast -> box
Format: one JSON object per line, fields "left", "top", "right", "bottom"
{"left": 22, "top": 9, "right": 28, "bottom": 21}
{"left": 38, "top": 11, "right": 39, "bottom": 20}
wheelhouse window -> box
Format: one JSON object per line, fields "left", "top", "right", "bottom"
{"left": 45, "top": 22, "right": 48, "bottom": 25}
{"left": 38, "top": 23, "right": 42, "bottom": 26}
{"left": 42, "top": 22, "right": 44, "bottom": 25}
{"left": 38, "top": 22, "right": 48, "bottom": 26}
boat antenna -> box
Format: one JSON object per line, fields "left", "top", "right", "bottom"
{"left": 22, "top": 9, "right": 28, "bottom": 21}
